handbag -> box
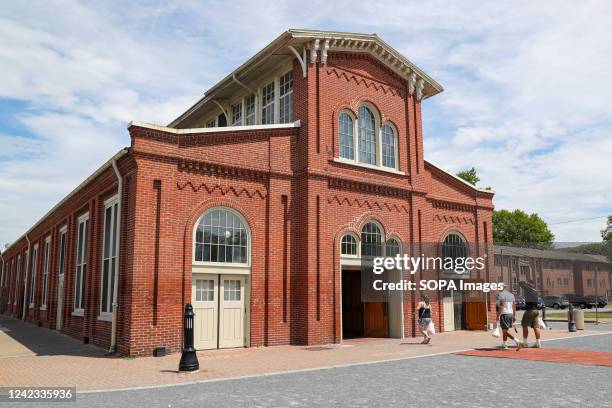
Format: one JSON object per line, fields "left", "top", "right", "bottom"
{"left": 427, "top": 320, "right": 436, "bottom": 336}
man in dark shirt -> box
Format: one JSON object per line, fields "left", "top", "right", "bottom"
{"left": 519, "top": 279, "right": 542, "bottom": 348}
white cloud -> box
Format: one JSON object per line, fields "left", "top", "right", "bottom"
{"left": 0, "top": 0, "right": 611, "bottom": 245}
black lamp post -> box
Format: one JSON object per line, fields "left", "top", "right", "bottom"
{"left": 568, "top": 303, "right": 576, "bottom": 332}
{"left": 179, "top": 303, "right": 199, "bottom": 372}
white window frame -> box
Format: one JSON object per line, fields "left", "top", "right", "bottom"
{"left": 278, "top": 71, "right": 293, "bottom": 124}
{"left": 14, "top": 255, "right": 21, "bottom": 305}
{"left": 381, "top": 122, "right": 399, "bottom": 169}
{"left": 261, "top": 80, "right": 276, "bottom": 125}
{"left": 74, "top": 213, "right": 89, "bottom": 316}
{"left": 99, "top": 195, "right": 119, "bottom": 320}
{"left": 230, "top": 102, "right": 242, "bottom": 126}
{"left": 340, "top": 233, "right": 360, "bottom": 258}
{"left": 192, "top": 206, "right": 251, "bottom": 273}
{"left": 334, "top": 104, "right": 403, "bottom": 175}
{"left": 40, "top": 236, "right": 51, "bottom": 309}
{"left": 29, "top": 244, "right": 39, "bottom": 309}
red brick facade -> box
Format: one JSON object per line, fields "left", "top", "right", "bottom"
{"left": 0, "top": 30, "right": 497, "bottom": 356}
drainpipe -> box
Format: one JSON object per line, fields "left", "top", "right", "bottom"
{"left": 0, "top": 252, "right": 4, "bottom": 299}
{"left": 22, "top": 235, "right": 31, "bottom": 320}
{"left": 109, "top": 158, "right": 123, "bottom": 353}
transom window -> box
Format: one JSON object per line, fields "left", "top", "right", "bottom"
{"left": 441, "top": 233, "right": 468, "bottom": 272}
{"left": 386, "top": 238, "right": 401, "bottom": 257}
{"left": 195, "top": 208, "right": 249, "bottom": 264}
{"left": 338, "top": 105, "right": 398, "bottom": 170}
{"left": 341, "top": 234, "right": 358, "bottom": 256}
{"left": 361, "top": 222, "right": 383, "bottom": 257}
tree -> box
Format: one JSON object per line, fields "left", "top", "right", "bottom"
{"left": 602, "top": 215, "right": 612, "bottom": 242}
{"left": 456, "top": 167, "right": 480, "bottom": 186}
{"left": 493, "top": 209, "right": 555, "bottom": 248}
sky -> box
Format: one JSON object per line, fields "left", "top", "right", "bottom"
{"left": 0, "top": 0, "right": 611, "bottom": 246}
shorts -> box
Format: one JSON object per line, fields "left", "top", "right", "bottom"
{"left": 521, "top": 309, "right": 540, "bottom": 329}
{"left": 499, "top": 314, "right": 513, "bottom": 330}
{"left": 418, "top": 318, "right": 432, "bottom": 328}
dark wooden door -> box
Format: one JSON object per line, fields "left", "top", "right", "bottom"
{"left": 342, "top": 270, "right": 363, "bottom": 338}
{"left": 364, "top": 301, "right": 388, "bottom": 337}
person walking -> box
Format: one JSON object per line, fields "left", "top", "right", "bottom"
{"left": 417, "top": 295, "right": 433, "bottom": 344}
{"left": 519, "top": 278, "right": 542, "bottom": 348}
{"left": 496, "top": 287, "right": 520, "bottom": 350}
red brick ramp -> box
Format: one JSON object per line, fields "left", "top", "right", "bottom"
{"left": 455, "top": 348, "right": 612, "bottom": 367}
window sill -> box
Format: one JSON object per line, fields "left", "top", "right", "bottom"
{"left": 40, "top": 306, "right": 47, "bottom": 311}
{"left": 98, "top": 312, "right": 112, "bottom": 322}
{"left": 29, "top": 304, "right": 34, "bottom": 309}
{"left": 332, "top": 158, "right": 405, "bottom": 175}
{"left": 72, "top": 309, "right": 84, "bottom": 317}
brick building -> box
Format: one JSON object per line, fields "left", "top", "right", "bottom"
{"left": 0, "top": 30, "right": 495, "bottom": 356}
{"left": 493, "top": 246, "right": 611, "bottom": 299}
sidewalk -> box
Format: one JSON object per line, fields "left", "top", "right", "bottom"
{"left": 0, "top": 315, "right": 608, "bottom": 391}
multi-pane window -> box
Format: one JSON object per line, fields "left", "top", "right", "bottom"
{"left": 195, "top": 208, "right": 249, "bottom": 264}
{"left": 58, "top": 228, "right": 67, "bottom": 277}
{"left": 206, "top": 119, "right": 216, "bottom": 128}
{"left": 563, "top": 277, "right": 569, "bottom": 286}
{"left": 224, "top": 279, "right": 241, "bottom": 301}
{"left": 381, "top": 124, "right": 396, "bottom": 168}
{"left": 358, "top": 106, "right": 376, "bottom": 164}
{"left": 41, "top": 238, "right": 50, "bottom": 307}
{"left": 245, "top": 94, "right": 256, "bottom": 125}
{"left": 441, "top": 233, "right": 468, "bottom": 273}
{"left": 196, "top": 279, "right": 214, "bottom": 301}
{"left": 75, "top": 215, "right": 89, "bottom": 311}
{"left": 261, "top": 82, "right": 275, "bottom": 124}
{"left": 29, "top": 244, "right": 39, "bottom": 307}
{"left": 14, "top": 255, "right": 21, "bottom": 304}
{"left": 231, "top": 103, "right": 242, "bottom": 126}
{"left": 279, "top": 72, "right": 293, "bottom": 123}
{"left": 587, "top": 278, "right": 592, "bottom": 287}
{"left": 341, "top": 235, "right": 357, "bottom": 256}
{"left": 101, "top": 199, "right": 118, "bottom": 314}
{"left": 361, "top": 222, "right": 383, "bottom": 257}
{"left": 386, "top": 239, "right": 401, "bottom": 257}
{"left": 339, "top": 112, "right": 354, "bottom": 160}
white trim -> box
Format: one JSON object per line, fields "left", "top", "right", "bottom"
{"left": 72, "top": 309, "right": 84, "bottom": 317}
{"left": 39, "top": 305, "right": 47, "bottom": 311}
{"left": 129, "top": 120, "right": 300, "bottom": 134}
{"left": 40, "top": 236, "right": 51, "bottom": 308}
{"left": 59, "top": 225, "right": 67, "bottom": 234}
{"left": 77, "top": 212, "right": 90, "bottom": 223}
{"left": 104, "top": 194, "right": 119, "bottom": 206}
{"left": 333, "top": 158, "right": 405, "bottom": 175}
{"left": 425, "top": 160, "right": 494, "bottom": 194}
{"left": 98, "top": 312, "right": 112, "bottom": 322}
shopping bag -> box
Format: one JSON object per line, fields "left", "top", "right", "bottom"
{"left": 492, "top": 323, "right": 501, "bottom": 338}
{"left": 538, "top": 317, "right": 547, "bottom": 329}
{"left": 427, "top": 321, "right": 436, "bottom": 336}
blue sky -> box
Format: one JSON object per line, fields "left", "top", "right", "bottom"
{"left": 1, "top": 0, "right": 611, "bottom": 246}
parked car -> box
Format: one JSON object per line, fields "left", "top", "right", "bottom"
{"left": 514, "top": 295, "right": 544, "bottom": 310}
{"left": 565, "top": 293, "right": 598, "bottom": 309}
{"left": 515, "top": 295, "right": 526, "bottom": 310}
{"left": 596, "top": 296, "right": 608, "bottom": 308}
{"left": 543, "top": 295, "right": 570, "bottom": 309}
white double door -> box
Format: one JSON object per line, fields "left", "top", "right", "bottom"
{"left": 192, "top": 273, "right": 247, "bottom": 350}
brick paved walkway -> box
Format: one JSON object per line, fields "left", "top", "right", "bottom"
{"left": 1, "top": 315, "right": 609, "bottom": 391}
{"left": 456, "top": 347, "right": 612, "bottom": 367}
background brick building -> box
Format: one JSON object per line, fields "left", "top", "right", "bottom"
{"left": 0, "top": 30, "right": 495, "bottom": 356}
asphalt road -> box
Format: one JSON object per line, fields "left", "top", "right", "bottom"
{"left": 4, "top": 333, "right": 611, "bottom": 408}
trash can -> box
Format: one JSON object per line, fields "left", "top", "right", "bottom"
{"left": 573, "top": 310, "right": 585, "bottom": 330}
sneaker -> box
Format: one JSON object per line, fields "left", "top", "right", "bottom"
{"left": 516, "top": 341, "right": 524, "bottom": 351}
{"left": 531, "top": 343, "right": 541, "bottom": 348}
{"left": 501, "top": 344, "right": 509, "bottom": 350}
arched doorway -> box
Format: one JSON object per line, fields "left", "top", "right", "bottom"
{"left": 191, "top": 207, "right": 251, "bottom": 349}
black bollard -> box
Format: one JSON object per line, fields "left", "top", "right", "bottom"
{"left": 179, "top": 303, "right": 199, "bottom": 372}
{"left": 568, "top": 304, "right": 576, "bottom": 332}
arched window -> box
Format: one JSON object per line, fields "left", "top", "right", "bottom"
{"left": 339, "top": 112, "right": 354, "bottom": 160}
{"left": 358, "top": 106, "right": 376, "bottom": 165}
{"left": 340, "top": 234, "right": 358, "bottom": 256}
{"left": 441, "top": 233, "right": 468, "bottom": 271}
{"left": 361, "top": 222, "right": 383, "bottom": 257}
{"left": 381, "top": 124, "right": 396, "bottom": 168}
{"left": 194, "top": 208, "right": 249, "bottom": 264}
{"left": 386, "top": 238, "right": 401, "bottom": 257}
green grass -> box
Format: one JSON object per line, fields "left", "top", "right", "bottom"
{"left": 545, "top": 311, "right": 612, "bottom": 320}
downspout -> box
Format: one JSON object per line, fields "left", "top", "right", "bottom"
{"left": 0, "top": 252, "right": 4, "bottom": 302}
{"left": 109, "top": 158, "right": 123, "bottom": 353}
{"left": 22, "top": 235, "right": 31, "bottom": 320}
